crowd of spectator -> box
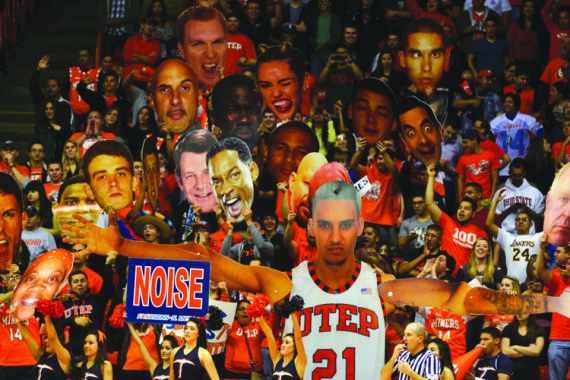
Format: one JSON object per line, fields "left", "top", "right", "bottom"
{"left": 3, "top": 0, "right": 570, "bottom": 378}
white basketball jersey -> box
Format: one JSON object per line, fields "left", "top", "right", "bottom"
{"left": 287, "top": 261, "right": 386, "bottom": 380}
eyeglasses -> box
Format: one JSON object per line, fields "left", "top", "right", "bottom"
{"left": 515, "top": 218, "right": 529, "bottom": 222}
{"left": 8, "top": 275, "right": 21, "bottom": 281}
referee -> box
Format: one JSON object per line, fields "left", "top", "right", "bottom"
{"left": 381, "top": 322, "right": 441, "bottom": 380}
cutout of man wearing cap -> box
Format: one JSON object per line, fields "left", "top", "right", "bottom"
{"left": 453, "top": 68, "right": 502, "bottom": 131}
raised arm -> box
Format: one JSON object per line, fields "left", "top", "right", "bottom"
{"left": 292, "top": 312, "right": 306, "bottom": 378}
{"left": 535, "top": 234, "right": 553, "bottom": 286}
{"left": 378, "top": 140, "right": 399, "bottom": 187}
{"left": 45, "top": 315, "right": 71, "bottom": 374}
{"left": 350, "top": 137, "right": 367, "bottom": 179}
{"left": 16, "top": 320, "right": 43, "bottom": 361}
{"left": 258, "top": 315, "right": 281, "bottom": 366}
{"left": 486, "top": 189, "right": 506, "bottom": 239}
{"left": 127, "top": 322, "right": 159, "bottom": 374}
{"left": 425, "top": 165, "right": 442, "bottom": 223}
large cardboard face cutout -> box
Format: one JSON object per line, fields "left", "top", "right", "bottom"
{"left": 142, "top": 136, "right": 160, "bottom": 212}
{"left": 150, "top": 59, "right": 200, "bottom": 134}
{"left": 175, "top": 130, "right": 218, "bottom": 213}
{"left": 545, "top": 163, "right": 570, "bottom": 247}
{"left": 207, "top": 138, "right": 259, "bottom": 223}
{"left": 84, "top": 140, "right": 134, "bottom": 212}
{"left": 0, "top": 174, "right": 25, "bottom": 272}
{"left": 12, "top": 249, "right": 73, "bottom": 321}
{"left": 211, "top": 75, "right": 262, "bottom": 150}
{"left": 53, "top": 178, "right": 102, "bottom": 239}
{"left": 256, "top": 44, "right": 304, "bottom": 122}
{"left": 265, "top": 121, "right": 319, "bottom": 184}
{"left": 398, "top": 96, "right": 444, "bottom": 167}
{"left": 349, "top": 78, "right": 397, "bottom": 147}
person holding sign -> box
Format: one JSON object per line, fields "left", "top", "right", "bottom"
{"left": 170, "top": 317, "right": 219, "bottom": 380}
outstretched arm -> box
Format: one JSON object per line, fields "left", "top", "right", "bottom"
{"left": 64, "top": 212, "right": 292, "bottom": 303}
{"left": 379, "top": 277, "right": 570, "bottom": 317}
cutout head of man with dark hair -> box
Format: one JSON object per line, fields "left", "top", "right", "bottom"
{"left": 150, "top": 59, "right": 201, "bottom": 134}
{"left": 265, "top": 121, "right": 319, "bottom": 184}
{"left": 52, "top": 175, "right": 102, "bottom": 239}
{"left": 211, "top": 74, "right": 262, "bottom": 149}
{"left": 397, "top": 96, "right": 443, "bottom": 167}
{"left": 0, "top": 173, "right": 26, "bottom": 271}
{"left": 349, "top": 77, "right": 398, "bottom": 147}
{"left": 176, "top": 5, "right": 227, "bottom": 87}
{"left": 207, "top": 137, "right": 259, "bottom": 222}
{"left": 82, "top": 140, "right": 134, "bottom": 212}
{"left": 399, "top": 18, "right": 447, "bottom": 99}
{"left": 142, "top": 136, "right": 160, "bottom": 212}
{"left": 174, "top": 129, "right": 218, "bottom": 213}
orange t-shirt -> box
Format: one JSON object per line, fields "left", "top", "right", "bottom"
{"left": 0, "top": 304, "right": 40, "bottom": 366}
{"left": 123, "top": 325, "right": 159, "bottom": 370}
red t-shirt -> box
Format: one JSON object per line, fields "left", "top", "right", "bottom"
{"left": 70, "top": 131, "right": 118, "bottom": 157}
{"left": 225, "top": 320, "right": 263, "bottom": 373}
{"left": 552, "top": 141, "right": 570, "bottom": 165}
{"left": 424, "top": 307, "right": 468, "bottom": 361}
{"left": 547, "top": 268, "right": 570, "bottom": 340}
{"left": 0, "top": 162, "right": 31, "bottom": 179}
{"left": 360, "top": 165, "right": 399, "bottom": 225}
{"left": 44, "top": 182, "right": 62, "bottom": 203}
{"left": 292, "top": 222, "right": 317, "bottom": 266}
{"left": 456, "top": 149, "right": 500, "bottom": 199}
{"left": 0, "top": 304, "right": 40, "bottom": 366}
{"left": 225, "top": 33, "right": 257, "bottom": 76}
{"left": 438, "top": 212, "right": 488, "bottom": 274}
{"left": 480, "top": 139, "right": 506, "bottom": 162}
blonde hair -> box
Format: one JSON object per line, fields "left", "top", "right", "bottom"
{"left": 467, "top": 237, "right": 495, "bottom": 284}
{"left": 61, "top": 140, "right": 82, "bottom": 180}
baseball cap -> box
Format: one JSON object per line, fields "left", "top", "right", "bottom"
{"left": 1, "top": 140, "right": 17, "bottom": 150}
{"left": 478, "top": 69, "right": 493, "bottom": 77}
{"left": 141, "top": 17, "right": 157, "bottom": 26}
{"left": 193, "top": 220, "right": 213, "bottom": 233}
{"left": 25, "top": 205, "right": 39, "bottom": 216}
{"left": 461, "top": 129, "right": 480, "bottom": 141}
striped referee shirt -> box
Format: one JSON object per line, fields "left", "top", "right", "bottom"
{"left": 393, "top": 348, "right": 441, "bottom": 380}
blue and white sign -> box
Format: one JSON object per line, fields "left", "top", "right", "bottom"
{"left": 126, "top": 258, "right": 210, "bottom": 324}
